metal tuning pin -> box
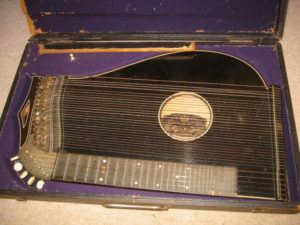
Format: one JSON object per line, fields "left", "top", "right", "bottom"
{"left": 36, "top": 180, "right": 45, "bottom": 190}
{"left": 10, "top": 155, "right": 19, "bottom": 161}
{"left": 20, "top": 170, "right": 28, "bottom": 179}
{"left": 27, "top": 176, "right": 35, "bottom": 185}
{"left": 13, "top": 162, "right": 23, "bottom": 172}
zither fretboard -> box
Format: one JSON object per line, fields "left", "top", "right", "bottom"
{"left": 52, "top": 153, "right": 237, "bottom": 196}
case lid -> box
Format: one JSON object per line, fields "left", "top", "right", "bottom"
{"left": 21, "top": 0, "right": 287, "bottom": 40}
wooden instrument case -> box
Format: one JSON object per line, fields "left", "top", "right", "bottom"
{"left": 0, "top": 0, "right": 299, "bottom": 213}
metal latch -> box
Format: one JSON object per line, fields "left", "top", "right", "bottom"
{"left": 102, "top": 204, "right": 169, "bottom": 211}
{"left": 251, "top": 208, "right": 271, "bottom": 213}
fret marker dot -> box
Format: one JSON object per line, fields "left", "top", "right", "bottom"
{"left": 102, "top": 159, "right": 107, "bottom": 163}
{"left": 99, "top": 177, "right": 104, "bottom": 182}
{"left": 185, "top": 186, "right": 189, "bottom": 190}
{"left": 137, "top": 162, "right": 141, "bottom": 166}
{"left": 158, "top": 164, "right": 162, "bottom": 168}
{"left": 134, "top": 181, "right": 138, "bottom": 185}
{"left": 156, "top": 184, "right": 160, "bottom": 187}
{"left": 187, "top": 167, "right": 190, "bottom": 170}
{"left": 175, "top": 175, "right": 179, "bottom": 179}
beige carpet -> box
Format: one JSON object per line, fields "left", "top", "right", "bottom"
{"left": 0, "top": 0, "right": 299, "bottom": 224}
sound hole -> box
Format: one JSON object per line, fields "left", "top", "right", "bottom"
{"left": 158, "top": 92, "right": 213, "bottom": 141}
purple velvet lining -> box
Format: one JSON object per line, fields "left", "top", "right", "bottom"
{"left": 0, "top": 43, "right": 298, "bottom": 203}
{"left": 24, "top": 0, "right": 279, "bottom": 34}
